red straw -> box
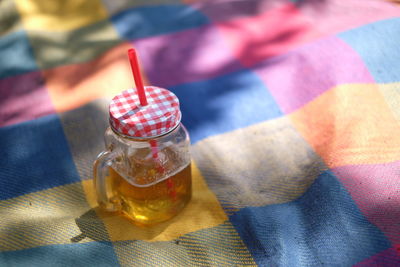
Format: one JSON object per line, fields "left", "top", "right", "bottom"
{"left": 128, "top": 49, "right": 176, "bottom": 200}
{"left": 149, "top": 140, "right": 159, "bottom": 160}
{"left": 128, "top": 48, "right": 147, "bottom": 106}
{"left": 149, "top": 140, "right": 177, "bottom": 200}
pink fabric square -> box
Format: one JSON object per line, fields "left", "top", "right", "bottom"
{"left": 253, "top": 36, "right": 374, "bottom": 114}
{"left": 216, "top": 2, "right": 319, "bottom": 67}
{"left": 298, "top": 0, "right": 400, "bottom": 37}
{"left": 333, "top": 161, "right": 400, "bottom": 245}
{"left": 133, "top": 25, "right": 242, "bottom": 88}
{"left": 193, "top": 0, "right": 284, "bottom": 22}
{"left": 0, "top": 72, "right": 54, "bottom": 127}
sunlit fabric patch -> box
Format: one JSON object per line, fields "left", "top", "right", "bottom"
{"left": 0, "top": 182, "right": 104, "bottom": 251}
{"left": 378, "top": 82, "right": 400, "bottom": 121}
{"left": 112, "top": 221, "right": 256, "bottom": 266}
{"left": 192, "top": 116, "right": 326, "bottom": 214}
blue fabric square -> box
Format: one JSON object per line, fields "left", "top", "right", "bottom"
{"left": 0, "top": 31, "right": 38, "bottom": 79}
{"left": 0, "top": 114, "right": 80, "bottom": 200}
{"left": 230, "top": 171, "right": 392, "bottom": 266}
{"left": 338, "top": 18, "right": 400, "bottom": 83}
{"left": 170, "top": 69, "right": 283, "bottom": 143}
{"left": 111, "top": 5, "right": 210, "bottom": 40}
{"left": 0, "top": 242, "right": 119, "bottom": 266}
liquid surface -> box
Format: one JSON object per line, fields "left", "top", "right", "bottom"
{"left": 109, "top": 163, "right": 192, "bottom": 225}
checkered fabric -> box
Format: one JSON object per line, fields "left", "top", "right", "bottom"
{"left": 1, "top": 0, "right": 400, "bottom": 266}
{"left": 109, "top": 86, "right": 181, "bottom": 138}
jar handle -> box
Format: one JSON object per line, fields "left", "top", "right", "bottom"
{"left": 93, "top": 150, "right": 120, "bottom": 212}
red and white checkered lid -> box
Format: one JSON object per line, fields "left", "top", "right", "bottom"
{"left": 109, "top": 86, "right": 181, "bottom": 138}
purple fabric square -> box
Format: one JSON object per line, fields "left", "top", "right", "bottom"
{"left": 133, "top": 25, "right": 243, "bottom": 88}
{"left": 253, "top": 36, "right": 374, "bottom": 114}
{"left": 0, "top": 72, "right": 54, "bottom": 127}
{"left": 193, "top": 0, "right": 283, "bottom": 22}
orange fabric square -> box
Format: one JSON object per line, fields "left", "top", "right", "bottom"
{"left": 290, "top": 83, "right": 400, "bottom": 168}
{"left": 43, "top": 42, "right": 149, "bottom": 112}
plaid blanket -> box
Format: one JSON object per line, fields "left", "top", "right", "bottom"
{"left": 1, "top": 0, "right": 400, "bottom": 266}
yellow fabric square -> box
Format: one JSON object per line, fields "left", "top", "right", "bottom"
{"left": 28, "top": 20, "right": 121, "bottom": 69}
{"left": 112, "top": 221, "right": 256, "bottom": 266}
{"left": 379, "top": 82, "right": 400, "bottom": 121}
{"left": 15, "top": 0, "right": 108, "bottom": 31}
{"left": 0, "top": 183, "right": 95, "bottom": 251}
{"left": 0, "top": 0, "right": 22, "bottom": 35}
{"left": 82, "top": 162, "right": 228, "bottom": 242}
